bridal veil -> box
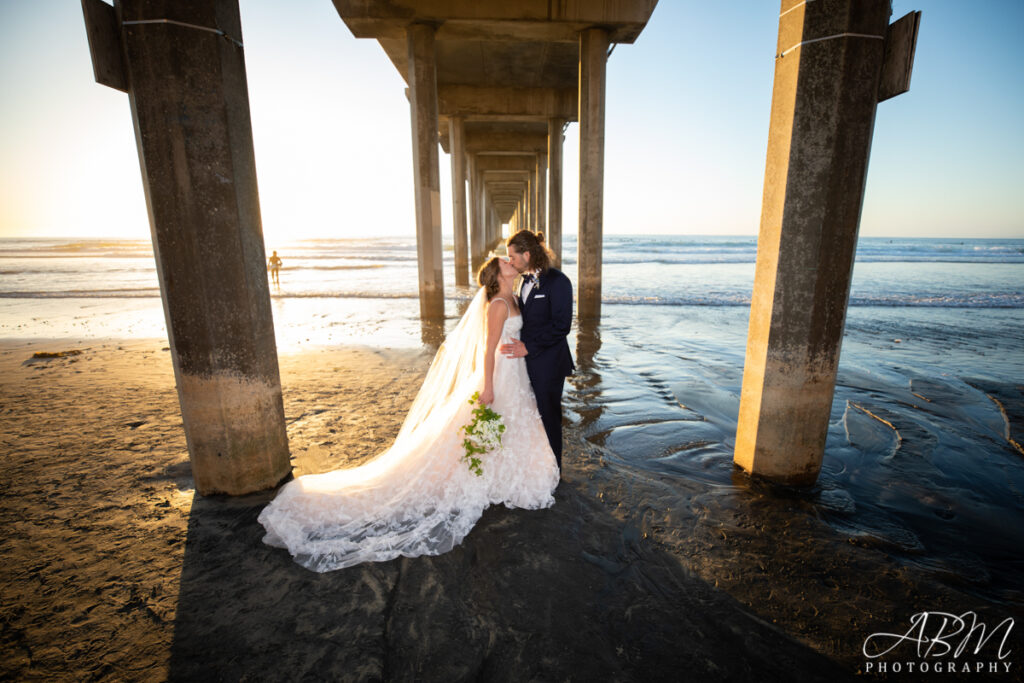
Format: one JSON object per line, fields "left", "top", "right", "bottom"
{"left": 258, "top": 288, "right": 497, "bottom": 571}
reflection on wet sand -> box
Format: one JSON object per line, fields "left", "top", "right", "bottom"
{"left": 570, "top": 316, "right": 605, "bottom": 443}
{"left": 419, "top": 317, "right": 446, "bottom": 349}
{"left": 560, "top": 303, "right": 1024, "bottom": 669}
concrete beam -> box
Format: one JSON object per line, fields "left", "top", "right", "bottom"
{"left": 734, "top": 0, "right": 896, "bottom": 486}
{"left": 475, "top": 154, "right": 537, "bottom": 172}
{"left": 81, "top": 0, "right": 127, "bottom": 92}
{"left": 485, "top": 181, "right": 528, "bottom": 193}
{"left": 439, "top": 122, "right": 550, "bottom": 154}
{"left": 334, "top": 1, "right": 658, "bottom": 44}
{"left": 438, "top": 85, "right": 577, "bottom": 119}
{"left": 482, "top": 170, "right": 531, "bottom": 183}
{"left": 878, "top": 11, "right": 921, "bottom": 102}
{"left": 102, "top": 0, "right": 290, "bottom": 495}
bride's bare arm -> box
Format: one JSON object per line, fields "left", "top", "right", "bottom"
{"left": 480, "top": 300, "right": 508, "bottom": 405}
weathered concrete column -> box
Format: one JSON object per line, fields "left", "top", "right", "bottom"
{"left": 82, "top": 0, "right": 289, "bottom": 495}
{"left": 528, "top": 175, "right": 536, "bottom": 231}
{"left": 481, "top": 189, "right": 491, "bottom": 249}
{"left": 407, "top": 22, "right": 444, "bottom": 319}
{"left": 489, "top": 206, "right": 500, "bottom": 249}
{"left": 578, "top": 28, "right": 609, "bottom": 319}
{"left": 536, "top": 152, "right": 548, "bottom": 236}
{"left": 448, "top": 116, "right": 469, "bottom": 286}
{"left": 468, "top": 154, "right": 484, "bottom": 274}
{"left": 735, "top": 0, "right": 895, "bottom": 485}
{"left": 547, "top": 118, "right": 565, "bottom": 264}
{"left": 482, "top": 189, "right": 492, "bottom": 249}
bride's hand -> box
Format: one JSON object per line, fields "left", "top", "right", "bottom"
{"left": 479, "top": 387, "right": 495, "bottom": 405}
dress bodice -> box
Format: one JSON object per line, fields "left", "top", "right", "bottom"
{"left": 502, "top": 313, "right": 522, "bottom": 339}
{"left": 491, "top": 297, "right": 521, "bottom": 340}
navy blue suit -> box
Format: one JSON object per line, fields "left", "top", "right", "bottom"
{"left": 518, "top": 267, "right": 574, "bottom": 467}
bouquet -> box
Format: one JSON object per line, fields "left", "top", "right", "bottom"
{"left": 459, "top": 391, "right": 506, "bottom": 476}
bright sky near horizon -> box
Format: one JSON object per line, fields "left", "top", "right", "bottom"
{"left": 1, "top": 1, "right": 1022, "bottom": 243}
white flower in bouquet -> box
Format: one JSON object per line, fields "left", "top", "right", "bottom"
{"left": 458, "top": 391, "right": 506, "bottom": 476}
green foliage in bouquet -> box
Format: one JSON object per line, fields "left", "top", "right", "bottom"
{"left": 459, "top": 391, "right": 506, "bottom": 476}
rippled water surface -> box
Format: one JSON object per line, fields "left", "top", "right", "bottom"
{"left": 565, "top": 303, "right": 1024, "bottom": 606}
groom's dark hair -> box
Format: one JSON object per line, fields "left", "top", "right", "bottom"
{"left": 507, "top": 230, "right": 550, "bottom": 273}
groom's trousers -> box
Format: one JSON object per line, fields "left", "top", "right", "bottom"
{"left": 533, "top": 376, "right": 565, "bottom": 468}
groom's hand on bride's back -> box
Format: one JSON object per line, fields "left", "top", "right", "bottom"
{"left": 500, "top": 339, "right": 528, "bottom": 358}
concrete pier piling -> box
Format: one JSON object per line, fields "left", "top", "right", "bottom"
{"left": 734, "top": 0, "right": 919, "bottom": 485}
{"left": 468, "top": 155, "right": 485, "bottom": 273}
{"left": 535, "top": 152, "right": 548, "bottom": 236}
{"left": 547, "top": 117, "right": 565, "bottom": 264}
{"left": 81, "top": 0, "right": 660, "bottom": 497}
{"left": 406, "top": 22, "right": 445, "bottom": 319}
{"left": 448, "top": 116, "right": 470, "bottom": 286}
{"left": 334, "top": 2, "right": 656, "bottom": 320}
{"left": 577, "top": 27, "right": 610, "bottom": 320}
{"left": 82, "top": 0, "right": 289, "bottom": 495}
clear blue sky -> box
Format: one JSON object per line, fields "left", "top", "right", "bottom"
{"left": 1, "top": 1, "right": 1022, "bottom": 241}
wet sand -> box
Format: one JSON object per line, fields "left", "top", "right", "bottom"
{"left": 1, "top": 337, "right": 1021, "bottom": 681}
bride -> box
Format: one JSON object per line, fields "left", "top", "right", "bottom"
{"left": 258, "top": 256, "right": 560, "bottom": 572}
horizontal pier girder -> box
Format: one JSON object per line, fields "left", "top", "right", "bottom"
{"left": 475, "top": 153, "right": 538, "bottom": 171}
{"left": 438, "top": 85, "right": 576, "bottom": 119}
{"left": 440, "top": 122, "right": 549, "bottom": 153}
{"left": 483, "top": 170, "right": 531, "bottom": 183}
{"left": 333, "top": 1, "right": 656, "bottom": 44}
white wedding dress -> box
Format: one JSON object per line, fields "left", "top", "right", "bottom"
{"left": 258, "top": 288, "right": 560, "bottom": 572}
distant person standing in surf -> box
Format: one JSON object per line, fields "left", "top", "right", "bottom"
{"left": 268, "top": 250, "right": 282, "bottom": 286}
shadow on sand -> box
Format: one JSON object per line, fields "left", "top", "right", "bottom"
{"left": 166, "top": 465, "right": 851, "bottom": 682}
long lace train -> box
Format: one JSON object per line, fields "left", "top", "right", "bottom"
{"left": 258, "top": 288, "right": 559, "bottom": 572}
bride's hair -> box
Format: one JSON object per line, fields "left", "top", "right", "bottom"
{"left": 506, "top": 229, "right": 550, "bottom": 272}
{"left": 477, "top": 257, "right": 502, "bottom": 300}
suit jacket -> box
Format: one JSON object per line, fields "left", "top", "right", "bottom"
{"left": 518, "top": 267, "right": 575, "bottom": 385}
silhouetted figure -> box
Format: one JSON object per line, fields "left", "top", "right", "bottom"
{"left": 268, "top": 250, "right": 282, "bottom": 286}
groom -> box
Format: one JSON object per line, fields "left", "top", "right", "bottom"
{"left": 500, "top": 230, "right": 574, "bottom": 469}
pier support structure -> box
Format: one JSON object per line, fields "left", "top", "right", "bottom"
{"left": 448, "top": 116, "right": 470, "bottom": 286}
{"left": 535, "top": 152, "right": 548, "bottom": 236}
{"left": 547, "top": 118, "right": 565, "bottom": 264}
{"left": 81, "top": 0, "right": 290, "bottom": 495}
{"left": 332, "top": 2, "right": 656, "bottom": 321}
{"left": 407, "top": 22, "right": 445, "bottom": 319}
{"left": 734, "top": 0, "right": 920, "bottom": 485}
{"left": 488, "top": 206, "right": 500, "bottom": 250}
{"left": 577, "top": 27, "right": 609, "bottom": 320}
{"left": 468, "top": 154, "right": 484, "bottom": 274}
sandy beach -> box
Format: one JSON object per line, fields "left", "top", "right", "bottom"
{"left": 2, "top": 336, "right": 1021, "bottom": 681}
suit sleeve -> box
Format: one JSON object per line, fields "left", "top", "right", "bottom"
{"left": 524, "top": 272, "right": 573, "bottom": 357}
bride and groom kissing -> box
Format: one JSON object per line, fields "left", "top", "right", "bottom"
{"left": 259, "top": 230, "right": 575, "bottom": 572}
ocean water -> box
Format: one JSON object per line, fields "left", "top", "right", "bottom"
{"left": 3, "top": 235, "right": 1022, "bottom": 307}
{"left": 3, "top": 235, "right": 1023, "bottom": 610}
{"left": 2, "top": 234, "right": 1022, "bottom": 349}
